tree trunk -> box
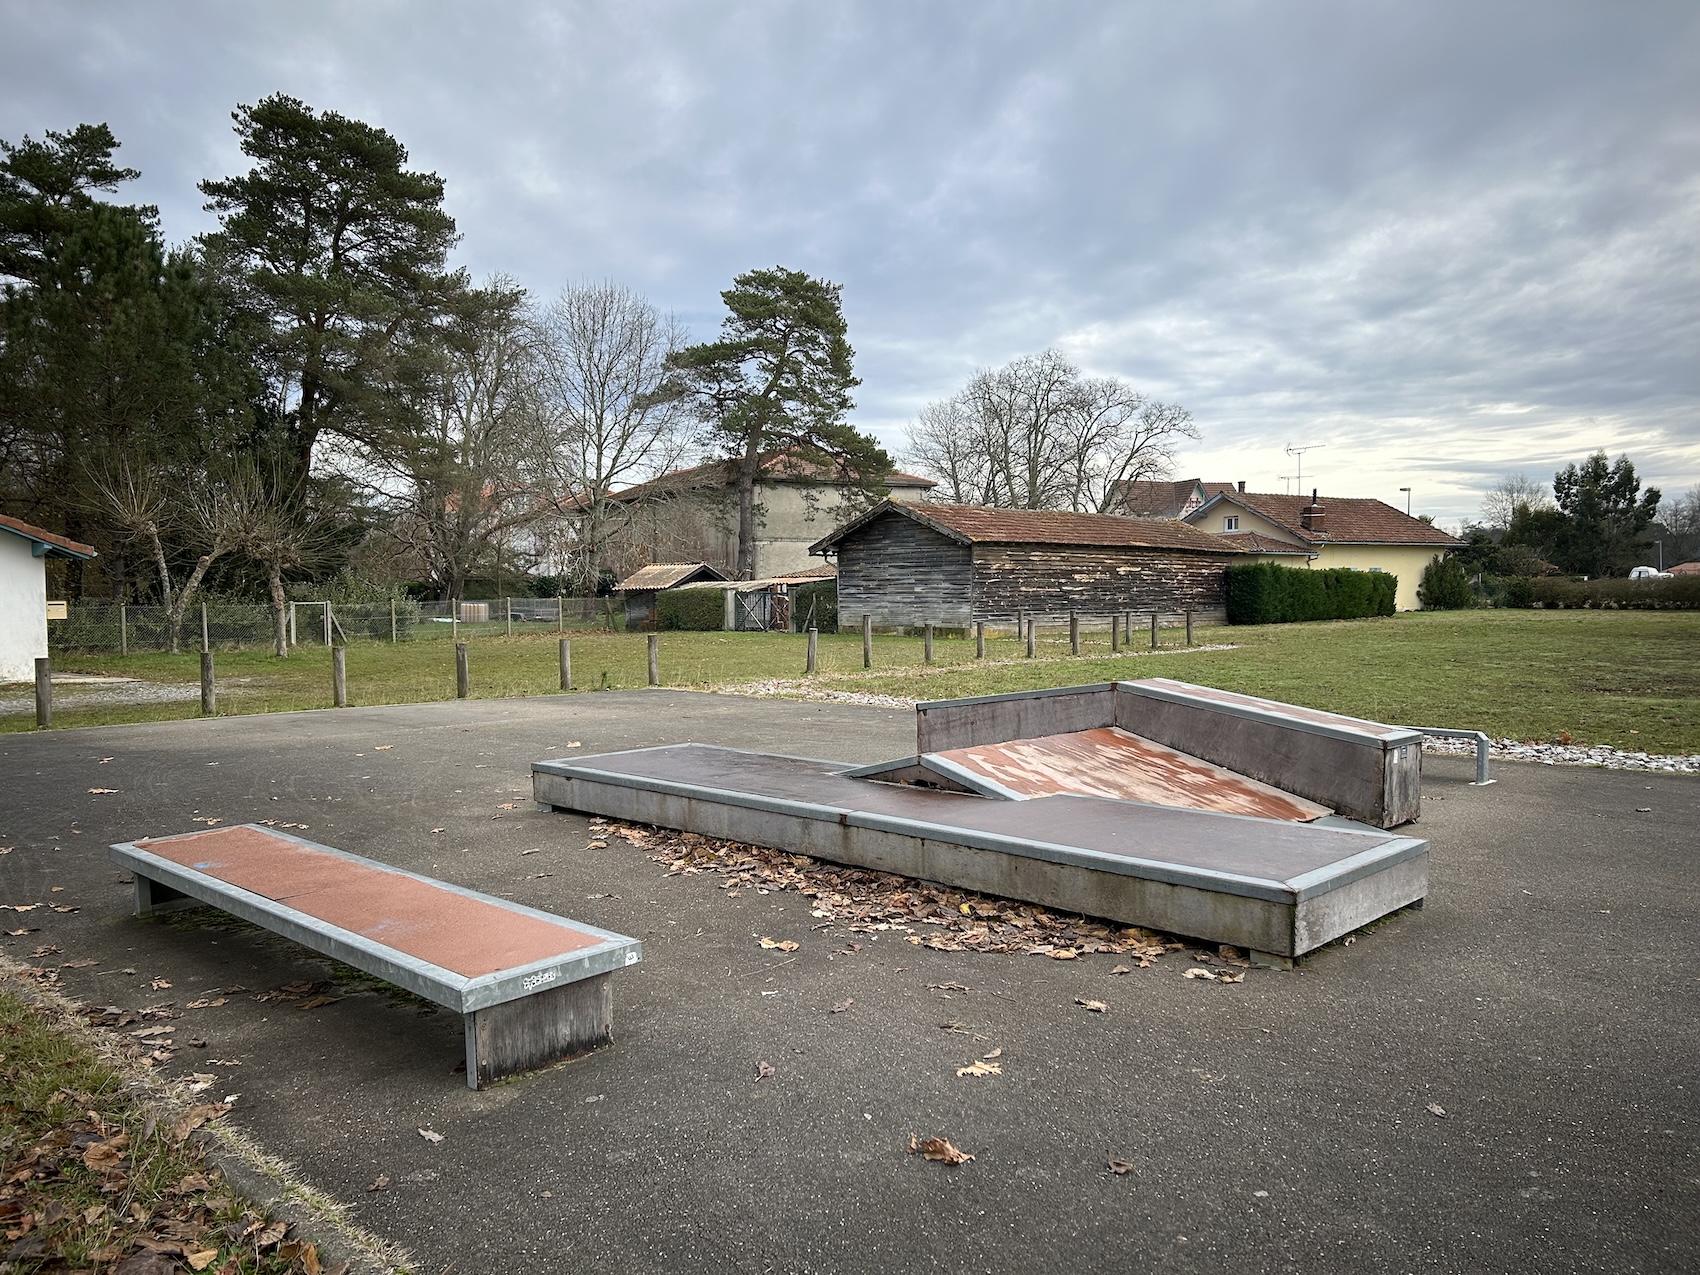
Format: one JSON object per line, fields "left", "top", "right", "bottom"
{"left": 267, "top": 562, "right": 288, "bottom": 658}
{"left": 736, "top": 442, "right": 761, "bottom": 580}
{"left": 166, "top": 551, "right": 221, "bottom": 655}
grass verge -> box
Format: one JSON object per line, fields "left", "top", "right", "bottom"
{"left": 10, "top": 610, "right": 1699, "bottom": 754}
{"left": 0, "top": 961, "right": 405, "bottom": 1274}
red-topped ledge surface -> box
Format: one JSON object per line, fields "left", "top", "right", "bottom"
{"left": 137, "top": 825, "right": 601, "bottom": 978}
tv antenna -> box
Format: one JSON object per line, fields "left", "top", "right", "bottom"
{"left": 1278, "top": 474, "right": 1298, "bottom": 495}
{"left": 1285, "top": 443, "right": 1326, "bottom": 494}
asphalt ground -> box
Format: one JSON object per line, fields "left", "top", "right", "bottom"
{"left": 0, "top": 690, "right": 1695, "bottom": 1275}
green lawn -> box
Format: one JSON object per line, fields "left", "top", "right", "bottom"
{"left": 11, "top": 610, "right": 1699, "bottom": 754}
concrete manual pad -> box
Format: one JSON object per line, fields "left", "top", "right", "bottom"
{"left": 532, "top": 743, "right": 1428, "bottom": 957}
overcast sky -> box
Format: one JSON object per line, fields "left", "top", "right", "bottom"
{"left": 5, "top": 1, "right": 1697, "bottom": 526}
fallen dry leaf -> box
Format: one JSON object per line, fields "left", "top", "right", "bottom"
{"left": 190, "top": 816, "right": 223, "bottom": 826}
{"left": 982, "top": 1048, "right": 1002, "bottom": 1060}
{"left": 185, "top": 998, "right": 227, "bottom": 1010}
{"left": 830, "top": 998, "right": 854, "bottom": 1013}
{"left": 81, "top": 1132, "right": 129, "bottom": 1170}
{"left": 418, "top": 1128, "right": 446, "bottom": 1144}
{"left": 185, "top": 1250, "right": 221, "bottom": 1271}
{"left": 907, "top": 1133, "right": 973, "bottom": 1165}
{"left": 758, "top": 937, "right": 800, "bottom": 952}
{"left": 955, "top": 1060, "right": 1002, "bottom": 1078}
{"left": 367, "top": 1174, "right": 390, "bottom": 1192}
{"left": 172, "top": 1102, "right": 232, "bottom": 1142}
{"left": 373, "top": 745, "right": 392, "bottom": 751}
{"left": 929, "top": 981, "right": 972, "bottom": 993}
{"left": 1110, "top": 964, "right": 1132, "bottom": 975}
{"left": 1107, "top": 1158, "right": 1135, "bottom": 1176}
{"left": 755, "top": 1059, "right": 775, "bottom": 1082}
{"left": 1076, "top": 998, "right": 1108, "bottom": 1013}
{"left": 1183, "top": 968, "right": 1218, "bottom": 981}
{"left": 1426, "top": 1103, "right": 1447, "bottom": 1118}
{"left": 254, "top": 1220, "right": 289, "bottom": 1249}
{"left": 429, "top": 827, "right": 446, "bottom": 834}
{"left": 1219, "top": 972, "right": 1246, "bottom": 984}
{"left": 1046, "top": 948, "right": 1078, "bottom": 960}
{"left": 87, "top": 787, "right": 118, "bottom": 794}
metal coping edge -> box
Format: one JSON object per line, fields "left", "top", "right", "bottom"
{"left": 1116, "top": 681, "right": 1424, "bottom": 748}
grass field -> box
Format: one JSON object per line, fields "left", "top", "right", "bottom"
{"left": 8, "top": 609, "right": 1698, "bottom": 754}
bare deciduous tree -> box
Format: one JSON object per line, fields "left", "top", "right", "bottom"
{"left": 353, "top": 278, "right": 548, "bottom": 600}
{"left": 536, "top": 281, "right": 690, "bottom": 590}
{"left": 904, "top": 350, "right": 1198, "bottom": 512}
{"left": 88, "top": 460, "right": 244, "bottom": 652}
{"left": 1480, "top": 472, "right": 1553, "bottom": 530}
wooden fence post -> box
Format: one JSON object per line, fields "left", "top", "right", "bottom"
{"left": 289, "top": 602, "right": 297, "bottom": 648}
{"left": 1069, "top": 611, "right": 1080, "bottom": 656}
{"left": 923, "top": 622, "right": 934, "bottom": 664}
{"left": 200, "top": 652, "right": 216, "bottom": 716}
{"left": 862, "top": 614, "right": 872, "bottom": 669}
{"left": 1150, "top": 612, "right": 1160, "bottom": 649}
{"left": 1185, "top": 609, "right": 1194, "bottom": 646}
{"left": 1025, "top": 615, "right": 1036, "bottom": 658}
{"left": 647, "top": 633, "right": 660, "bottom": 686}
{"left": 975, "top": 621, "right": 985, "bottom": 659}
{"left": 390, "top": 598, "right": 398, "bottom": 643}
{"left": 559, "top": 638, "right": 572, "bottom": 690}
{"left": 724, "top": 590, "right": 737, "bottom": 633}
{"left": 34, "top": 657, "right": 50, "bottom": 729}
{"left": 806, "top": 627, "right": 818, "bottom": 675}
{"left": 200, "top": 602, "right": 210, "bottom": 654}
{"left": 332, "top": 647, "right": 347, "bottom": 707}
{"left": 505, "top": 597, "right": 513, "bottom": 639}
{"left": 456, "top": 642, "right": 470, "bottom": 698}
{"left": 119, "top": 604, "right": 128, "bottom": 657}
{"left": 322, "top": 602, "right": 331, "bottom": 647}
{"left": 1110, "top": 614, "right": 1120, "bottom": 653}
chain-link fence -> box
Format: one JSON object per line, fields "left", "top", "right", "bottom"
{"left": 50, "top": 597, "right": 621, "bottom": 655}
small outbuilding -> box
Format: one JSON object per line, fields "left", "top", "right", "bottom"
{"left": 809, "top": 501, "right": 1244, "bottom": 630}
{"left": 614, "top": 562, "right": 728, "bottom": 630}
{"left": 0, "top": 514, "right": 97, "bottom": 683}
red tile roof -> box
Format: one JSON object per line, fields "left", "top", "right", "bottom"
{"left": 813, "top": 501, "right": 1246, "bottom": 555}
{"left": 614, "top": 562, "right": 727, "bottom": 592}
{"left": 1191, "top": 492, "right": 1461, "bottom": 546}
{"left": 1214, "top": 531, "right": 1311, "bottom": 555}
{"left": 0, "top": 513, "right": 97, "bottom": 559}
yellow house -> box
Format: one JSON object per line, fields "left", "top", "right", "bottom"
{"left": 1184, "top": 489, "right": 1460, "bottom": 611}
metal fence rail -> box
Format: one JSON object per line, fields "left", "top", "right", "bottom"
{"left": 50, "top": 597, "right": 620, "bottom": 655}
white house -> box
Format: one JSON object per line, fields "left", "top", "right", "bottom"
{"left": 0, "top": 514, "right": 97, "bottom": 683}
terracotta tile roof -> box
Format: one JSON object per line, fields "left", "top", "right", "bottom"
{"left": 1191, "top": 492, "right": 1461, "bottom": 546}
{"left": 1214, "top": 531, "right": 1311, "bottom": 555}
{"left": 614, "top": 562, "right": 727, "bottom": 592}
{"left": 1668, "top": 561, "right": 1700, "bottom": 576}
{"left": 0, "top": 513, "right": 97, "bottom": 559}
{"left": 1115, "top": 479, "right": 1201, "bottom": 518}
{"left": 608, "top": 451, "right": 934, "bottom": 504}
{"left": 813, "top": 501, "right": 1246, "bottom": 555}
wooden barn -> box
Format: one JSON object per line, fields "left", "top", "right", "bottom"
{"left": 809, "top": 501, "right": 1244, "bottom": 630}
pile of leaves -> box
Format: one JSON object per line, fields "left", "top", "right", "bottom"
{"left": 592, "top": 818, "right": 1241, "bottom": 967}
{"left": 0, "top": 990, "right": 341, "bottom": 1274}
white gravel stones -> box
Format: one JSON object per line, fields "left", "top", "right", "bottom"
{"left": 1421, "top": 735, "right": 1698, "bottom": 774}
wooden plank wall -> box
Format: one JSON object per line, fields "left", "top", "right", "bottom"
{"left": 835, "top": 517, "right": 974, "bottom": 629}
{"left": 970, "top": 545, "right": 1235, "bottom": 619}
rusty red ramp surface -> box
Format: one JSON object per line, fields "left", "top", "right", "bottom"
{"left": 931, "top": 726, "right": 1333, "bottom": 821}
{"left": 137, "top": 824, "right": 603, "bottom": 978}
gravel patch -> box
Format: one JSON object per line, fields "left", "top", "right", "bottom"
{"left": 0, "top": 679, "right": 201, "bottom": 715}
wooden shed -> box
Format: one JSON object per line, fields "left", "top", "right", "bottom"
{"left": 809, "top": 501, "right": 1244, "bottom": 631}
{"left": 614, "top": 562, "right": 727, "bottom": 630}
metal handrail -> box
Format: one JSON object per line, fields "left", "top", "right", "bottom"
{"left": 1415, "top": 727, "right": 1495, "bottom": 785}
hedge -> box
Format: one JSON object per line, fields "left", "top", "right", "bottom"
{"left": 791, "top": 579, "right": 838, "bottom": 632}
{"left": 655, "top": 588, "right": 726, "bottom": 630}
{"left": 1528, "top": 575, "right": 1700, "bottom": 610}
{"left": 1224, "top": 562, "right": 1397, "bottom": 625}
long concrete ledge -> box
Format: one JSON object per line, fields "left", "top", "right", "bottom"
{"left": 533, "top": 745, "right": 1428, "bottom": 962}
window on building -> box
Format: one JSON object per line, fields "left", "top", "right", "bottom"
{"left": 1223, "top": 515, "right": 1239, "bottom": 531}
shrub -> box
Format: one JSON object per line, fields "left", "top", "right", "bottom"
{"left": 655, "top": 587, "right": 726, "bottom": 630}
{"left": 791, "top": 579, "right": 838, "bottom": 632}
{"left": 1529, "top": 575, "right": 1700, "bottom": 610}
{"left": 1499, "top": 576, "right": 1536, "bottom": 609}
{"left": 1418, "top": 557, "right": 1474, "bottom": 610}
{"left": 1224, "top": 563, "right": 1398, "bottom": 625}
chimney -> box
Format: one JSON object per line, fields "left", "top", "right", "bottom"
{"left": 1237, "top": 480, "right": 1246, "bottom": 493}
{"left": 1300, "top": 489, "right": 1326, "bottom": 533}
